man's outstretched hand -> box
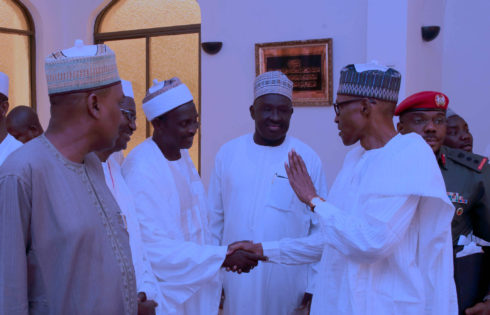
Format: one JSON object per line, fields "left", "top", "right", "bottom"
{"left": 222, "top": 249, "right": 267, "bottom": 273}
{"left": 285, "top": 149, "right": 318, "bottom": 205}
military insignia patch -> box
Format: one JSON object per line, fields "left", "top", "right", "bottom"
{"left": 456, "top": 207, "right": 464, "bottom": 216}
{"left": 435, "top": 94, "right": 446, "bottom": 107}
{"left": 447, "top": 192, "right": 468, "bottom": 204}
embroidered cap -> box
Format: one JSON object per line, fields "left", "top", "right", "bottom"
{"left": 121, "top": 80, "right": 134, "bottom": 98}
{"left": 0, "top": 71, "right": 8, "bottom": 97}
{"left": 394, "top": 91, "right": 449, "bottom": 116}
{"left": 254, "top": 71, "right": 293, "bottom": 101}
{"left": 337, "top": 61, "right": 401, "bottom": 103}
{"left": 142, "top": 77, "right": 193, "bottom": 121}
{"left": 45, "top": 39, "right": 120, "bottom": 96}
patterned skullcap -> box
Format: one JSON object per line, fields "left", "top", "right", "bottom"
{"left": 0, "top": 72, "right": 8, "bottom": 97}
{"left": 45, "top": 39, "right": 120, "bottom": 96}
{"left": 254, "top": 71, "right": 293, "bottom": 101}
{"left": 142, "top": 77, "right": 193, "bottom": 121}
{"left": 337, "top": 61, "right": 401, "bottom": 103}
{"left": 394, "top": 91, "right": 449, "bottom": 116}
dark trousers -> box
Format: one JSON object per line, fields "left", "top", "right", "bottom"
{"left": 454, "top": 253, "right": 484, "bottom": 315}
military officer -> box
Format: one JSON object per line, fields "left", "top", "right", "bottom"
{"left": 395, "top": 91, "right": 490, "bottom": 315}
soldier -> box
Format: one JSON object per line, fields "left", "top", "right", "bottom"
{"left": 395, "top": 91, "right": 490, "bottom": 315}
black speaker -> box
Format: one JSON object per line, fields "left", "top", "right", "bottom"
{"left": 421, "top": 26, "right": 440, "bottom": 42}
{"left": 201, "top": 42, "right": 223, "bottom": 55}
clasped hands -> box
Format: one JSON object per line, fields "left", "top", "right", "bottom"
{"left": 222, "top": 241, "right": 267, "bottom": 274}
{"left": 221, "top": 150, "right": 316, "bottom": 274}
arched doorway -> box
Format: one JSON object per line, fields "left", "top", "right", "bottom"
{"left": 0, "top": 0, "right": 36, "bottom": 110}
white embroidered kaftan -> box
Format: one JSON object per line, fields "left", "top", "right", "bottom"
{"left": 263, "top": 133, "right": 458, "bottom": 314}
{"left": 122, "top": 138, "right": 226, "bottom": 315}
{"left": 208, "top": 134, "right": 328, "bottom": 315}
{"left": 102, "top": 153, "right": 166, "bottom": 314}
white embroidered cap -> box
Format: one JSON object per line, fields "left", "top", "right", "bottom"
{"left": 121, "top": 80, "right": 134, "bottom": 98}
{"left": 142, "top": 77, "right": 193, "bottom": 121}
{"left": 254, "top": 71, "right": 293, "bottom": 101}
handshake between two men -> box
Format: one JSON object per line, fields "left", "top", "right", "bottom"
{"left": 221, "top": 150, "right": 318, "bottom": 274}
{"left": 221, "top": 241, "right": 266, "bottom": 273}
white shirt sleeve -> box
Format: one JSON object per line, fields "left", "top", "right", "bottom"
{"left": 314, "top": 194, "right": 420, "bottom": 264}
{"left": 133, "top": 189, "right": 227, "bottom": 307}
{"left": 263, "top": 195, "right": 420, "bottom": 266}
{"left": 262, "top": 225, "right": 324, "bottom": 265}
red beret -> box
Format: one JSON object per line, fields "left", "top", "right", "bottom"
{"left": 394, "top": 91, "right": 449, "bottom": 116}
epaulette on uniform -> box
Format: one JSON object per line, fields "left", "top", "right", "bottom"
{"left": 445, "top": 147, "right": 488, "bottom": 173}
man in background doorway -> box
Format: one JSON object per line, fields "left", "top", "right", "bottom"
{"left": 6, "top": 105, "right": 43, "bottom": 143}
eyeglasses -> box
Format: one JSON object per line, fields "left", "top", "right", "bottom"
{"left": 333, "top": 97, "right": 367, "bottom": 115}
{"left": 120, "top": 108, "right": 136, "bottom": 122}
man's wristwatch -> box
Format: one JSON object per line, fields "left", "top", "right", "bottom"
{"left": 483, "top": 295, "right": 490, "bottom": 302}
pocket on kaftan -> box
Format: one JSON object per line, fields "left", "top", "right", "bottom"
{"left": 267, "top": 172, "right": 295, "bottom": 211}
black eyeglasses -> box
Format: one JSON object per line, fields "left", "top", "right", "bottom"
{"left": 333, "top": 98, "right": 373, "bottom": 115}
{"left": 120, "top": 108, "right": 136, "bottom": 122}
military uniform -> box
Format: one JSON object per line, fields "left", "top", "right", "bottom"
{"left": 438, "top": 145, "right": 490, "bottom": 314}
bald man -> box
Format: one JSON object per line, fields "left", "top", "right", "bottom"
{"left": 6, "top": 105, "right": 43, "bottom": 143}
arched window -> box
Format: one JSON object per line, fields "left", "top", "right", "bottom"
{"left": 95, "top": 0, "right": 201, "bottom": 170}
{"left": 0, "top": 0, "right": 36, "bottom": 110}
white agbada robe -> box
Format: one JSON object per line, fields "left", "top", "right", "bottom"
{"left": 208, "top": 134, "right": 328, "bottom": 315}
{"left": 122, "top": 138, "right": 226, "bottom": 315}
{"left": 262, "top": 133, "right": 458, "bottom": 314}
{"left": 0, "top": 133, "right": 22, "bottom": 165}
{"left": 101, "top": 153, "right": 166, "bottom": 315}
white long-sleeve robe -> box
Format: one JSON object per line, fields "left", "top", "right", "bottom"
{"left": 0, "top": 133, "right": 22, "bottom": 165}
{"left": 122, "top": 138, "right": 226, "bottom": 315}
{"left": 263, "top": 133, "right": 458, "bottom": 314}
{"left": 101, "top": 153, "right": 166, "bottom": 314}
{"left": 208, "top": 134, "right": 328, "bottom": 315}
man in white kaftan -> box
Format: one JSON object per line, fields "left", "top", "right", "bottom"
{"left": 232, "top": 62, "right": 458, "bottom": 314}
{"left": 123, "top": 77, "right": 265, "bottom": 314}
{"left": 102, "top": 153, "right": 165, "bottom": 314}
{"left": 208, "top": 71, "right": 327, "bottom": 314}
{"left": 266, "top": 132, "right": 457, "bottom": 314}
{"left": 98, "top": 80, "right": 163, "bottom": 314}
{"left": 0, "top": 72, "right": 23, "bottom": 165}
